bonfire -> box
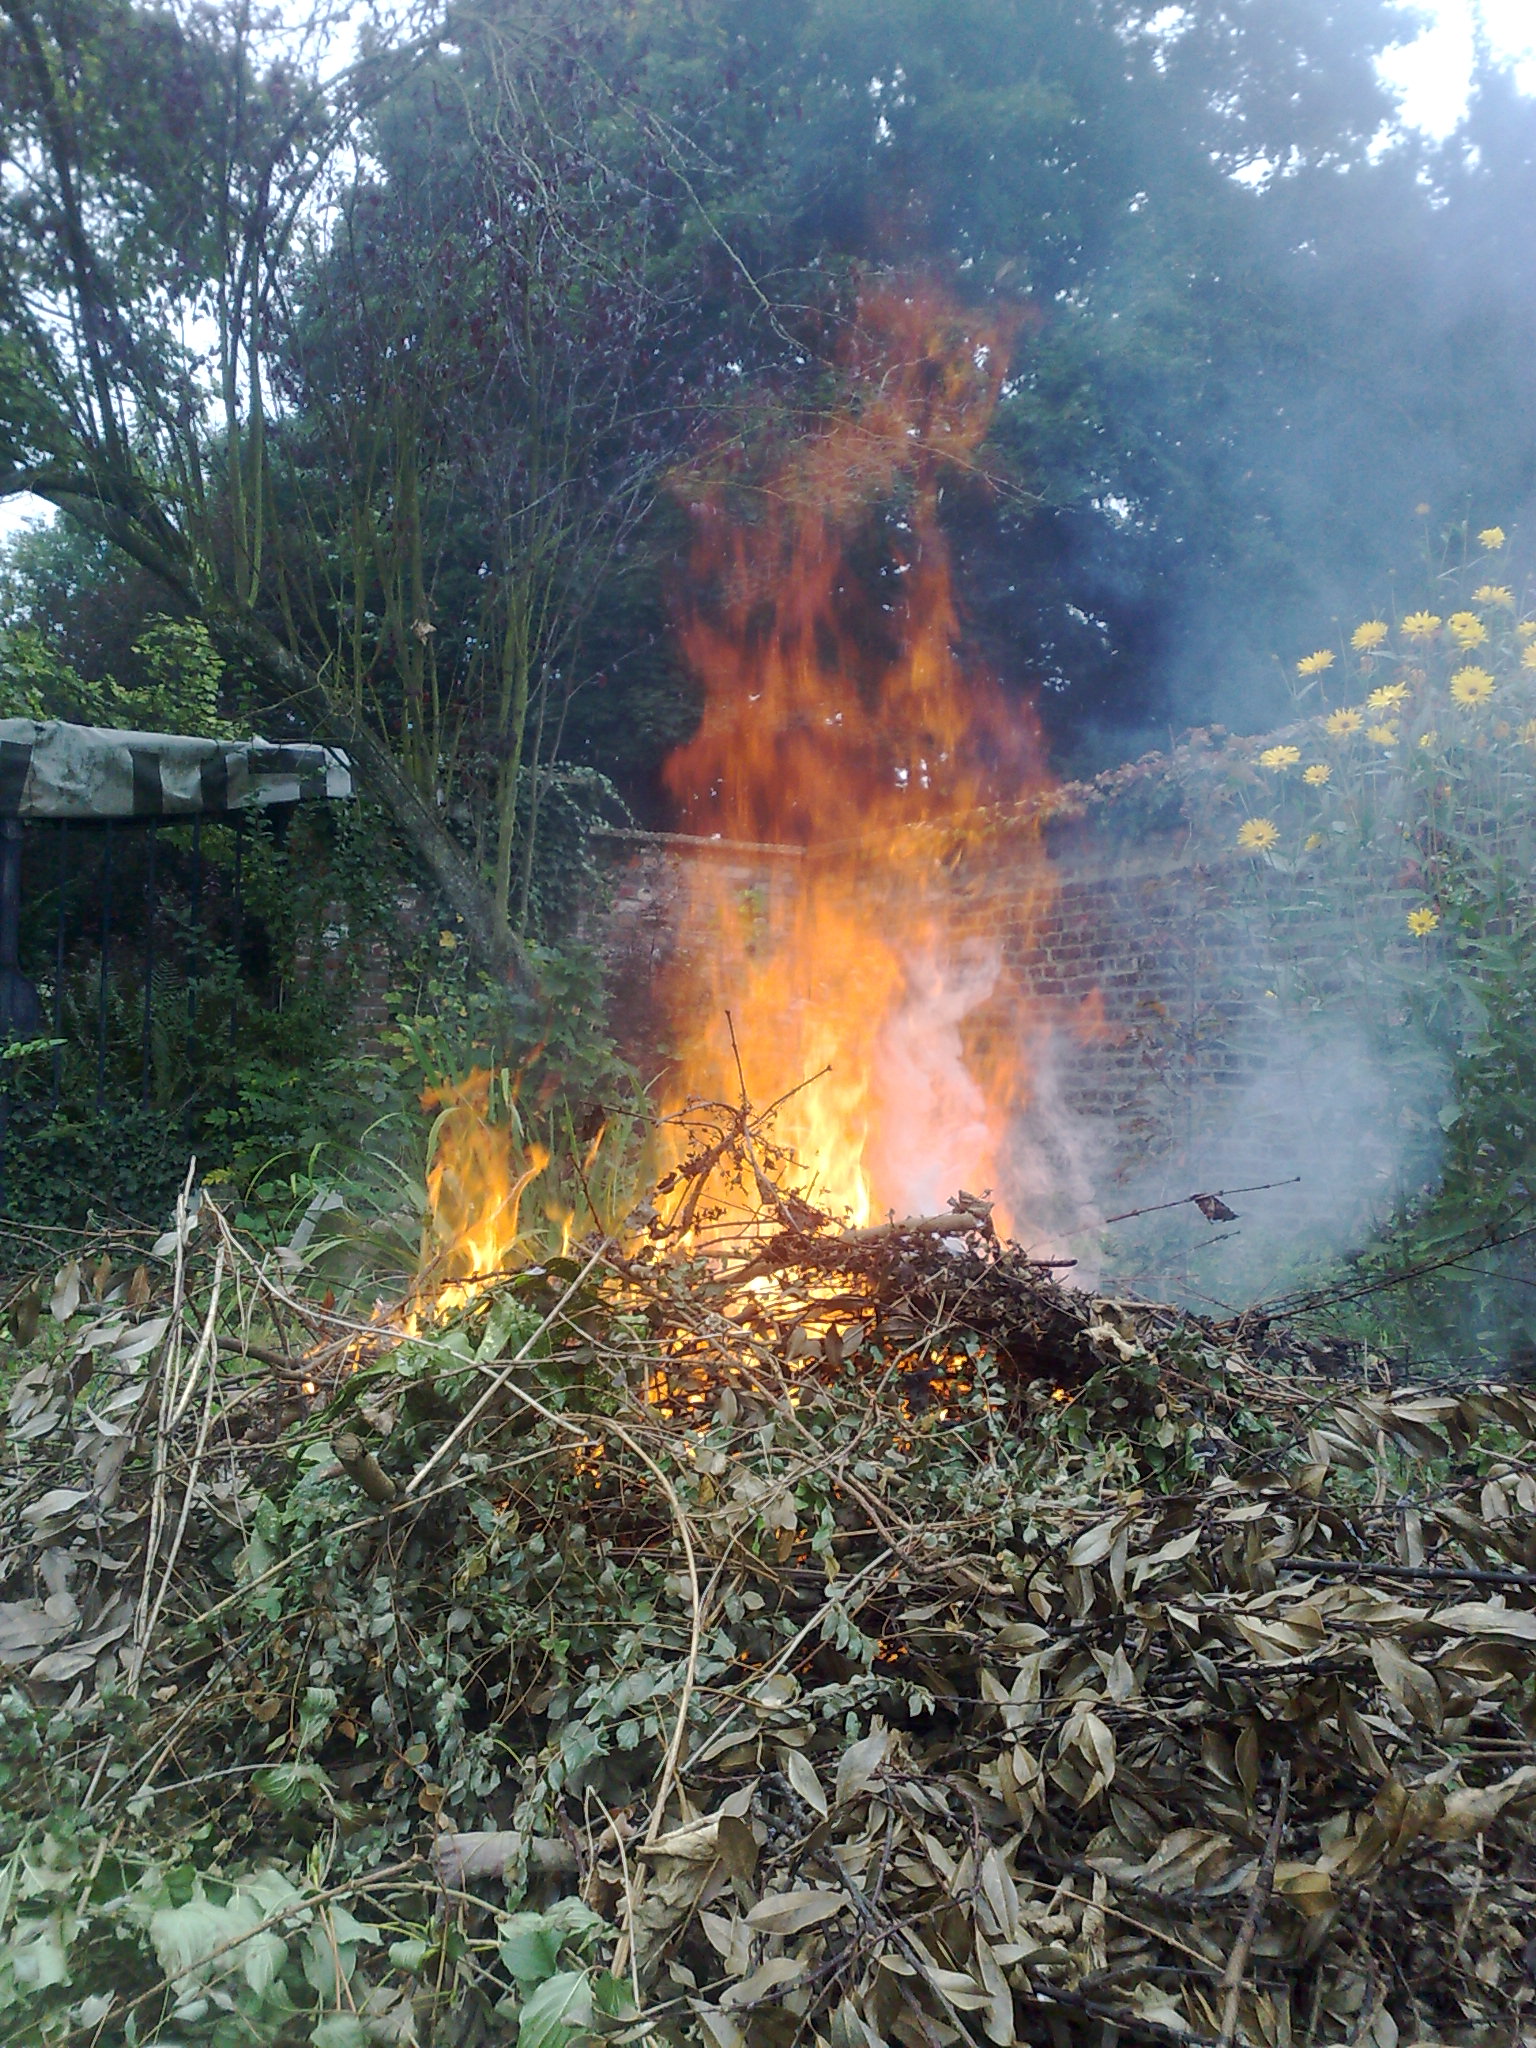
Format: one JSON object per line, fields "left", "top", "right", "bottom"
{"left": 0, "top": 294, "right": 1532, "bottom": 2048}
{"left": 0, "top": 1086, "right": 1533, "bottom": 2048}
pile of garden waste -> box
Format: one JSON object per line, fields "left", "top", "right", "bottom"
{"left": 0, "top": 1112, "right": 1533, "bottom": 2048}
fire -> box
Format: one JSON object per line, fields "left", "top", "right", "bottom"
{"left": 660, "top": 283, "right": 1056, "bottom": 1230}
{"left": 416, "top": 1070, "right": 548, "bottom": 1315}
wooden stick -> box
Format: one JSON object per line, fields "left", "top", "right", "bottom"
{"left": 1216, "top": 1761, "right": 1292, "bottom": 2048}
{"left": 214, "top": 1335, "right": 310, "bottom": 1377}
{"left": 1285, "top": 1555, "right": 1536, "bottom": 1588}
{"left": 840, "top": 1200, "right": 994, "bottom": 1245}
{"left": 331, "top": 1431, "right": 399, "bottom": 1506}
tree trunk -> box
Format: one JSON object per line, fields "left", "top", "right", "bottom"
{"left": 215, "top": 614, "right": 531, "bottom": 988}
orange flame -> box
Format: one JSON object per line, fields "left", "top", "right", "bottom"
{"left": 659, "top": 284, "right": 1056, "bottom": 1229}
{"left": 417, "top": 1070, "right": 547, "bottom": 1315}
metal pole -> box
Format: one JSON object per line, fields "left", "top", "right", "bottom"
{"left": 0, "top": 816, "right": 23, "bottom": 980}
{"left": 96, "top": 820, "right": 113, "bottom": 1113}
{"left": 53, "top": 822, "right": 67, "bottom": 1107}
{"left": 0, "top": 815, "right": 16, "bottom": 1210}
{"left": 187, "top": 814, "right": 202, "bottom": 1038}
{"left": 228, "top": 817, "right": 244, "bottom": 1112}
{"left": 141, "top": 829, "right": 157, "bottom": 1108}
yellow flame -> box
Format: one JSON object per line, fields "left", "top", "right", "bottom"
{"left": 658, "top": 283, "right": 1056, "bottom": 1229}
{"left": 414, "top": 1069, "right": 547, "bottom": 1319}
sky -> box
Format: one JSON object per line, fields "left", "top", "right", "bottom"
{"left": 2, "top": 0, "right": 1536, "bottom": 552}
{"left": 1380, "top": 0, "right": 1536, "bottom": 135}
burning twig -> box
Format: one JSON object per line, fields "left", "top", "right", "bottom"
{"left": 839, "top": 1192, "right": 995, "bottom": 1245}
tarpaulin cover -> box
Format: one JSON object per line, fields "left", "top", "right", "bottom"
{"left": 0, "top": 720, "right": 352, "bottom": 818}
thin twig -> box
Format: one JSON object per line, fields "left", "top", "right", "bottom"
{"left": 404, "top": 1241, "right": 611, "bottom": 1495}
{"left": 1215, "top": 1762, "right": 1292, "bottom": 2048}
{"left": 1286, "top": 1555, "right": 1536, "bottom": 1587}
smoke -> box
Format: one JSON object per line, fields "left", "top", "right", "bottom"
{"left": 1000, "top": 1024, "right": 1109, "bottom": 1274}
{"left": 1083, "top": 1017, "right": 1448, "bottom": 1310}
{"left": 869, "top": 940, "right": 1003, "bottom": 1219}
{"left": 787, "top": 928, "right": 1448, "bottom": 1312}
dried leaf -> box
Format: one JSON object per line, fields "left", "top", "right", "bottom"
{"left": 781, "top": 1745, "right": 828, "bottom": 1818}
{"left": 744, "top": 1889, "right": 847, "bottom": 1936}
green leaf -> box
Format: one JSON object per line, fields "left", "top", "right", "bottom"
{"left": 498, "top": 1911, "right": 563, "bottom": 1987}
{"left": 296, "top": 1686, "right": 339, "bottom": 1754}
{"left": 252, "top": 1763, "right": 331, "bottom": 1815}
{"left": 311, "top": 2018, "right": 369, "bottom": 2048}
{"left": 5, "top": 1914, "right": 71, "bottom": 1992}
{"left": 517, "top": 1968, "right": 594, "bottom": 2048}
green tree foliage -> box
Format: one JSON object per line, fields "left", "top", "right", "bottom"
{"left": 4, "top": 0, "right": 1536, "bottom": 933}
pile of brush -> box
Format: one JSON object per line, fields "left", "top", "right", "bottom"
{"left": 0, "top": 1114, "right": 1533, "bottom": 2048}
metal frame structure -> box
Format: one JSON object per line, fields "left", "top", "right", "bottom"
{"left": 0, "top": 721, "right": 352, "bottom": 1195}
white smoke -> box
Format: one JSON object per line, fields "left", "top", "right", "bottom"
{"left": 870, "top": 940, "right": 1002, "bottom": 1217}
{"left": 1088, "top": 1017, "right": 1447, "bottom": 1308}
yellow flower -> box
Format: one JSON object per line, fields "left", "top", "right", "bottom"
{"left": 1351, "top": 620, "right": 1389, "bottom": 652}
{"left": 1522, "top": 643, "right": 1536, "bottom": 670}
{"left": 1302, "top": 763, "right": 1331, "bottom": 785}
{"left": 1304, "top": 832, "right": 1324, "bottom": 851}
{"left": 1448, "top": 611, "right": 1488, "bottom": 648}
{"left": 1518, "top": 620, "right": 1536, "bottom": 639}
{"left": 1366, "top": 682, "right": 1409, "bottom": 711}
{"left": 1296, "top": 650, "right": 1336, "bottom": 676}
{"left": 1418, "top": 730, "right": 1438, "bottom": 749}
{"left": 1237, "top": 818, "right": 1280, "bottom": 852}
{"left": 438, "top": 929, "right": 459, "bottom": 950}
{"left": 1401, "top": 612, "right": 1441, "bottom": 640}
{"left": 1474, "top": 584, "right": 1515, "bottom": 608}
{"left": 1258, "top": 744, "right": 1301, "bottom": 768}
{"left": 1366, "top": 722, "right": 1399, "bottom": 746}
{"left": 1450, "top": 665, "right": 1495, "bottom": 705}
{"left": 1479, "top": 526, "right": 1507, "bottom": 550}
{"left": 1324, "top": 708, "right": 1363, "bottom": 736}
{"left": 1407, "top": 907, "right": 1441, "bottom": 936}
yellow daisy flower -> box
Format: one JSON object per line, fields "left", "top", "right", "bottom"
{"left": 1237, "top": 818, "right": 1280, "bottom": 852}
{"left": 1522, "top": 643, "right": 1536, "bottom": 670}
{"left": 1351, "top": 620, "right": 1389, "bottom": 652}
{"left": 1448, "top": 611, "right": 1489, "bottom": 649}
{"left": 1302, "top": 763, "right": 1331, "bottom": 785}
{"left": 1479, "top": 526, "right": 1507, "bottom": 550}
{"left": 1450, "top": 665, "right": 1495, "bottom": 705}
{"left": 1407, "top": 907, "right": 1441, "bottom": 936}
{"left": 1324, "top": 708, "right": 1363, "bottom": 736}
{"left": 1304, "top": 832, "right": 1324, "bottom": 851}
{"left": 1418, "top": 730, "right": 1438, "bottom": 749}
{"left": 1258, "top": 744, "right": 1301, "bottom": 768}
{"left": 1366, "top": 683, "right": 1409, "bottom": 710}
{"left": 1401, "top": 612, "right": 1442, "bottom": 640}
{"left": 1366, "top": 723, "right": 1399, "bottom": 746}
{"left": 1518, "top": 620, "right": 1536, "bottom": 639}
{"left": 1296, "top": 649, "right": 1336, "bottom": 676}
{"left": 1474, "top": 584, "right": 1515, "bottom": 608}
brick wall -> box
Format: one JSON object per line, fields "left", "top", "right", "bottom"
{"left": 593, "top": 796, "right": 1422, "bottom": 1247}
